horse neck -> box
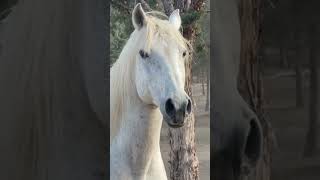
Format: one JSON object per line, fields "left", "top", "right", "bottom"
{"left": 120, "top": 102, "right": 163, "bottom": 148}
{"left": 111, "top": 56, "right": 163, "bottom": 170}
{"left": 113, "top": 97, "right": 163, "bottom": 176}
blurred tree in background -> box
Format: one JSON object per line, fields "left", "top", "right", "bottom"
{"left": 191, "top": 8, "right": 209, "bottom": 80}
{"left": 110, "top": 1, "right": 132, "bottom": 64}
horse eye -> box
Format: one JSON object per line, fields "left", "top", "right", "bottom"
{"left": 182, "top": 51, "right": 187, "bottom": 57}
{"left": 139, "top": 50, "right": 149, "bottom": 59}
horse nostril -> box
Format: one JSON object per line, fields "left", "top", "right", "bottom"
{"left": 186, "top": 98, "right": 192, "bottom": 114}
{"left": 165, "top": 98, "right": 176, "bottom": 117}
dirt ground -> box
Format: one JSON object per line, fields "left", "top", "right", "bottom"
{"left": 160, "top": 83, "right": 210, "bottom": 179}
{"left": 264, "top": 68, "right": 320, "bottom": 180}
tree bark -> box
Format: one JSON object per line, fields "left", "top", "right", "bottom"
{"left": 293, "top": 4, "right": 305, "bottom": 108}
{"left": 202, "top": 70, "right": 205, "bottom": 95}
{"left": 295, "top": 32, "right": 304, "bottom": 108}
{"left": 303, "top": 24, "right": 319, "bottom": 157}
{"left": 238, "top": 0, "right": 274, "bottom": 180}
{"left": 162, "top": 0, "right": 205, "bottom": 179}
{"left": 161, "top": 0, "right": 174, "bottom": 15}
{"left": 295, "top": 51, "right": 304, "bottom": 108}
{"left": 205, "top": 66, "right": 209, "bottom": 111}
{"left": 280, "top": 45, "right": 289, "bottom": 68}
{"left": 168, "top": 58, "right": 199, "bottom": 180}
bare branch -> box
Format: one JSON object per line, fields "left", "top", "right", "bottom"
{"left": 161, "top": 0, "right": 174, "bottom": 15}
{"left": 111, "top": 0, "right": 131, "bottom": 15}
{"left": 174, "top": 0, "right": 182, "bottom": 11}
{"left": 137, "top": 0, "right": 152, "bottom": 11}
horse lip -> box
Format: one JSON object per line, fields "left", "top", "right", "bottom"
{"left": 167, "top": 122, "right": 184, "bottom": 128}
{"left": 161, "top": 107, "right": 186, "bottom": 128}
{"left": 164, "top": 117, "right": 185, "bottom": 128}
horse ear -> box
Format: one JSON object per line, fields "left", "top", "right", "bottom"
{"left": 169, "top": 9, "right": 181, "bottom": 30}
{"left": 132, "top": 3, "right": 146, "bottom": 30}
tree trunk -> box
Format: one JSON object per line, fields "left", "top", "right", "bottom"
{"left": 304, "top": 24, "right": 319, "bottom": 157}
{"left": 168, "top": 27, "right": 199, "bottom": 179}
{"left": 238, "top": 0, "right": 274, "bottom": 180}
{"left": 295, "top": 35, "right": 304, "bottom": 109}
{"left": 205, "top": 67, "right": 209, "bottom": 111}
{"left": 162, "top": 0, "right": 204, "bottom": 179}
{"left": 168, "top": 58, "right": 199, "bottom": 180}
{"left": 202, "top": 70, "right": 205, "bottom": 95}
{"left": 280, "top": 45, "right": 289, "bottom": 68}
{"left": 292, "top": 10, "right": 307, "bottom": 108}
{"left": 295, "top": 62, "right": 304, "bottom": 108}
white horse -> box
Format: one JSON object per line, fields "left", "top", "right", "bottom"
{"left": 110, "top": 3, "right": 192, "bottom": 180}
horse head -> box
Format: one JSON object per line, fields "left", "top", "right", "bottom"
{"left": 132, "top": 4, "right": 192, "bottom": 128}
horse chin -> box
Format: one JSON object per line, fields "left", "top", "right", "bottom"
{"left": 167, "top": 123, "right": 184, "bottom": 128}
{"left": 164, "top": 118, "right": 185, "bottom": 128}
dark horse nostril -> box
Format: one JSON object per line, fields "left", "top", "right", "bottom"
{"left": 165, "top": 98, "right": 176, "bottom": 117}
{"left": 186, "top": 99, "right": 192, "bottom": 114}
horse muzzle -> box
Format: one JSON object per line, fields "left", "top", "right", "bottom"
{"left": 162, "top": 96, "right": 192, "bottom": 128}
